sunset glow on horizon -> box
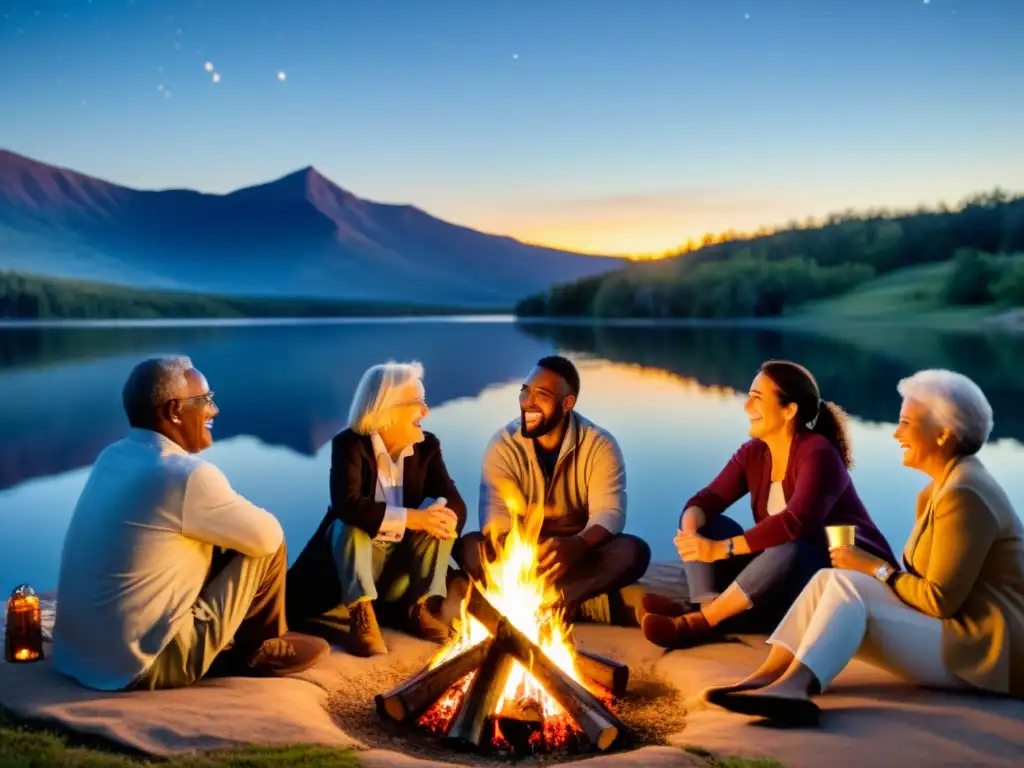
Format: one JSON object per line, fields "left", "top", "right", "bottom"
{"left": 2, "top": 0, "right": 1022, "bottom": 256}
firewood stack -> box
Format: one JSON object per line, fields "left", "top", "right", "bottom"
{"left": 376, "top": 584, "right": 630, "bottom": 754}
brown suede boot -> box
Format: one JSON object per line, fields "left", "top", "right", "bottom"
{"left": 245, "top": 631, "right": 330, "bottom": 677}
{"left": 408, "top": 600, "right": 452, "bottom": 644}
{"left": 642, "top": 610, "right": 714, "bottom": 649}
{"left": 635, "top": 592, "right": 690, "bottom": 625}
{"left": 347, "top": 601, "right": 388, "bottom": 657}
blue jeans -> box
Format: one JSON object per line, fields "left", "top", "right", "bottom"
{"left": 683, "top": 515, "right": 830, "bottom": 633}
{"left": 329, "top": 521, "right": 453, "bottom": 606}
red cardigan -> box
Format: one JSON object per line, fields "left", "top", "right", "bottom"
{"left": 683, "top": 432, "right": 897, "bottom": 564}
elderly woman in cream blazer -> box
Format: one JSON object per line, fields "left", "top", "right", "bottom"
{"left": 703, "top": 369, "right": 1024, "bottom": 727}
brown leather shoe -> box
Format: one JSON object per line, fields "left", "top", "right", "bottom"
{"left": 347, "top": 600, "right": 388, "bottom": 657}
{"left": 246, "top": 631, "right": 330, "bottom": 677}
{"left": 642, "top": 610, "right": 713, "bottom": 649}
{"left": 408, "top": 600, "right": 452, "bottom": 644}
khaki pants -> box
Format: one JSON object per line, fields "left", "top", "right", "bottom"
{"left": 131, "top": 544, "right": 288, "bottom": 690}
{"left": 769, "top": 568, "right": 968, "bottom": 691}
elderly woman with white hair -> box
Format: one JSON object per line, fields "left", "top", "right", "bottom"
{"left": 705, "top": 369, "right": 1024, "bottom": 726}
{"left": 285, "top": 361, "right": 467, "bottom": 657}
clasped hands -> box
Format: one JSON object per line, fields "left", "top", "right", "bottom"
{"left": 406, "top": 498, "right": 458, "bottom": 540}
{"left": 537, "top": 534, "right": 588, "bottom": 583}
{"left": 674, "top": 529, "right": 729, "bottom": 563}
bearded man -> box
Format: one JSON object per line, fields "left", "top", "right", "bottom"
{"left": 455, "top": 355, "right": 650, "bottom": 625}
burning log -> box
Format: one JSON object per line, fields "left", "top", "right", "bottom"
{"left": 376, "top": 639, "right": 494, "bottom": 723}
{"left": 444, "top": 622, "right": 517, "bottom": 749}
{"left": 466, "top": 584, "right": 627, "bottom": 752}
{"left": 576, "top": 650, "right": 629, "bottom": 697}
{"left": 462, "top": 587, "right": 627, "bottom": 694}
{"left": 493, "top": 697, "right": 546, "bottom": 755}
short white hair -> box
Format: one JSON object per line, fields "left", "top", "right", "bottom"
{"left": 897, "top": 369, "right": 993, "bottom": 455}
{"left": 122, "top": 355, "right": 193, "bottom": 425}
{"left": 348, "top": 361, "right": 424, "bottom": 435}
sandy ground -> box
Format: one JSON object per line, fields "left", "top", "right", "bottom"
{"left": 322, "top": 631, "right": 688, "bottom": 766}
{"left": 3, "top": 571, "right": 1024, "bottom": 767}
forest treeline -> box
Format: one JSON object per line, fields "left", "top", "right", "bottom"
{"left": 0, "top": 271, "right": 490, "bottom": 320}
{"left": 515, "top": 190, "right": 1024, "bottom": 319}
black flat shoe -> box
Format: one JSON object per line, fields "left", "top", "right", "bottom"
{"left": 702, "top": 683, "right": 767, "bottom": 705}
{"left": 714, "top": 691, "right": 821, "bottom": 727}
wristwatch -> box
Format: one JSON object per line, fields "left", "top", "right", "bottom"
{"left": 874, "top": 563, "right": 894, "bottom": 583}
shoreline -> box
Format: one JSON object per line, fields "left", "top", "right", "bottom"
{"left": 513, "top": 310, "right": 1024, "bottom": 334}
{"left": 1, "top": 310, "right": 1022, "bottom": 332}
{"left": 0, "top": 314, "right": 516, "bottom": 329}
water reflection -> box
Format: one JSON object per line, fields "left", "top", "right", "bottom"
{"left": 1, "top": 320, "right": 1022, "bottom": 595}
{"left": 0, "top": 321, "right": 551, "bottom": 492}
{"left": 518, "top": 322, "right": 1024, "bottom": 443}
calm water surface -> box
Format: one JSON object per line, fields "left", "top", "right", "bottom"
{"left": 2, "top": 318, "right": 1023, "bottom": 595}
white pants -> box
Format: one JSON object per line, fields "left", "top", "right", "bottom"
{"left": 768, "top": 568, "right": 968, "bottom": 691}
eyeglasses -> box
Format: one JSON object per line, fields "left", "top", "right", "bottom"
{"left": 178, "top": 391, "right": 215, "bottom": 406}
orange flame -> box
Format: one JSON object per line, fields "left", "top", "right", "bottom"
{"left": 425, "top": 480, "right": 586, "bottom": 728}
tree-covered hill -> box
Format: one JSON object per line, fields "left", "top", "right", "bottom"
{"left": 515, "top": 190, "right": 1024, "bottom": 319}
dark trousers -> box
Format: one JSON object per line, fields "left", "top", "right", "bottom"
{"left": 684, "top": 515, "right": 830, "bottom": 633}
{"left": 454, "top": 530, "right": 651, "bottom": 623}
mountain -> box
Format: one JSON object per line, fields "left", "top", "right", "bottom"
{"left": 0, "top": 150, "right": 625, "bottom": 306}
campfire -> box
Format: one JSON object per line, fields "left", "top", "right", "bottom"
{"left": 376, "top": 486, "right": 630, "bottom": 755}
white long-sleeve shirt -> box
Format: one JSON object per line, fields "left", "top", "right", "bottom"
{"left": 370, "top": 432, "right": 414, "bottom": 542}
{"left": 52, "top": 428, "right": 282, "bottom": 691}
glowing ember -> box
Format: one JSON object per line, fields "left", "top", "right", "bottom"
{"left": 418, "top": 672, "right": 475, "bottom": 736}
{"left": 417, "top": 481, "right": 605, "bottom": 748}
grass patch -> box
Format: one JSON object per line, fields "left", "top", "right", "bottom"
{"left": 684, "top": 745, "right": 786, "bottom": 768}
{"left": 0, "top": 710, "right": 362, "bottom": 767}
{"left": 791, "top": 262, "right": 997, "bottom": 325}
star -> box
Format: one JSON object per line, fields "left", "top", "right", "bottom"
{"left": 745, "top": 13, "right": 751, "bottom": 20}
{"left": 212, "top": 73, "right": 221, "bottom": 83}
{"left": 204, "top": 61, "right": 214, "bottom": 71}
{"left": 923, "top": 0, "right": 930, "bottom": 4}
{"left": 512, "top": 53, "right": 519, "bottom": 59}
{"left": 277, "top": 71, "right": 287, "bottom": 81}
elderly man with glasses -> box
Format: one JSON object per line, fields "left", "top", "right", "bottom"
{"left": 52, "top": 356, "right": 329, "bottom": 692}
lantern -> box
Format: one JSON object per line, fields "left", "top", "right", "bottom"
{"left": 4, "top": 584, "right": 44, "bottom": 663}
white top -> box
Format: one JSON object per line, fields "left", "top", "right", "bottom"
{"left": 370, "top": 432, "right": 414, "bottom": 543}
{"left": 767, "top": 481, "right": 787, "bottom": 516}
{"left": 52, "top": 428, "right": 283, "bottom": 691}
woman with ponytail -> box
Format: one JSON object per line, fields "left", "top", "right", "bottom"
{"left": 640, "top": 360, "right": 897, "bottom": 649}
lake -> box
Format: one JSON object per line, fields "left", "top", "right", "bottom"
{"left": 2, "top": 317, "right": 1023, "bottom": 596}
